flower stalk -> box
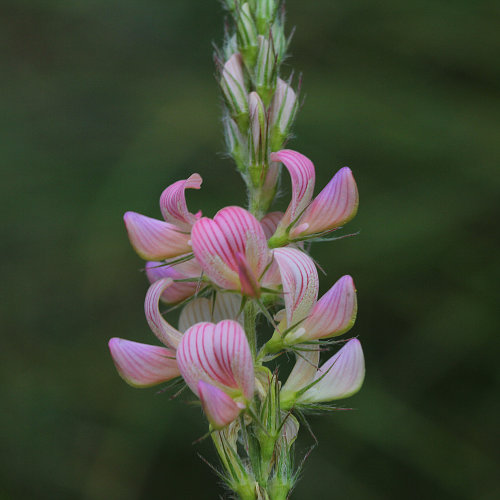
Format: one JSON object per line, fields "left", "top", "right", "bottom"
{"left": 109, "top": 1, "right": 365, "bottom": 499}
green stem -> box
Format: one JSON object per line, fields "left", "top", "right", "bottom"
{"left": 244, "top": 300, "right": 258, "bottom": 358}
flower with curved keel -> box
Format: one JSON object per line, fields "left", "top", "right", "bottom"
{"left": 280, "top": 339, "right": 365, "bottom": 409}
{"left": 263, "top": 247, "right": 357, "bottom": 353}
{"left": 267, "top": 150, "right": 358, "bottom": 247}
{"left": 176, "top": 320, "right": 255, "bottom": 429}
{"left": 191, "top": 205, "right": 276, "bottom": 298}
{"left": 124, "top": 173, "right": 202, "bottom": 261}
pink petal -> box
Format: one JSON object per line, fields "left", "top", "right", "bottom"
{"left": 108, "top": 338, "right": 179, "bottom": 388}
{"left": 159, "top": 174, "right": 202, "bottom": 231}
{"left": 123, "top": 212, "right": 191, "bottom": 261}
{"left": 301, "top": 275, "right": 357, "bottom": 340}
{"left": 144, "top": 278, "right": 184, "bottom": 349}
{"left": 273, "top": 248, "right": 319, "bottom": 327}
{"left": 176, "top": 320, "right": 254, "bottom": 400}
{"left": 269, "top": 78, "right": 297, "bottom": 136}
{"left": 260, "top": 211, "right": 284, "bottom": 239}
{"left": 198, "top": 380, "right": 242, "bottom": 429}
{"left": 293, "top": 167, "right": 358, "bottom": 237}
{"left": 191, "top": 206, "right": 269, "bottom": 292}
{"left": 281, "top": 348, "right": 320, "bottom": 395}
{"left": 269, "top": 150, "right": 315, "bottom": 230}
{"left": 178, "top": 294, "right": 243, "bottom": 332}
{"left": 145, "top": 258, "right": 204, "bottom": 304}
{"left": 298, "top": 339, "right": 365, "bottom": 403}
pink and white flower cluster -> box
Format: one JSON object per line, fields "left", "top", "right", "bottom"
{"left": 110, "top": 149, "right": 364, "bottom": 428}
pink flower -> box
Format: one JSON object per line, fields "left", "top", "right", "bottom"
{"left": 124, "top": 174, "right": 202, "bottom": 261}
{"left": 108, "top": 338, "right": 180, "bottom": 388}
{"left": 281, "top": 339, "right": 365, "bottom": 406}
{"left": 190, "top": 206, "right": 274, "bottom": 297}
{"left": 145, "top": 258, "right": 205, "bottom": 304}
{"left": 265, "top": 247, "right": 357, "bottom": 351}
{"left": 267, "top": 150, "right": 358, "bottom": 245}
{"left": 176, "top": 320, "right": 254, "bottom": 428}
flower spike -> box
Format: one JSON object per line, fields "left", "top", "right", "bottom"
{"left": 124, "top": 212, "right": 191, "bottom": 261}
{"left": 108, "top": 338, "right": 180, "bottom": 388}
{"left": 159, "top": 173, "right": 203, "bottom": 232}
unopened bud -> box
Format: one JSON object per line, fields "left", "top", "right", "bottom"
{"left": 256, "top": 0, "right": 278, "bottom": 34}
{"left": 248, "top": 91, "right": 268, "bottom": 186}
{"left": 224, "top": 117, "right": 245, "bottom": 172}
{"left": 237, "top": 3, "right": 259, "bottom": 67}
{"left": 269, "top": 78, "right": 297, "bottom": 150}
{"left": 220, "top": 53, "right": 249, "bottom": 131}
{"left": 255, "top": 35, "right": 277, "bottom": 106}
{"left": 271, "top": 18, "right": 288, "bottom": 65}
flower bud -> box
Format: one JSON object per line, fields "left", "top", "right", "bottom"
{"left": 271, "top": 17, "right": 288, "bottom": 65}
{"left": 269, "top": 78, "right": 297, "bottom": 150}
{"left": 220, "top": 53, "right": 249, "bottom": 130}
{"left": 248, "top": 91, "right": 268, "bottom": 186}
{"left": 255, "top": 35, "right": 277, "bottom": 106}
{"left": 237, "top": 3, "right": 259, "bottom": 67}
{"left": 256, "top": 0, "right": 278, "bottom": 34}
{"left": 224, "top": 117, "right": 246, "bottom": 172}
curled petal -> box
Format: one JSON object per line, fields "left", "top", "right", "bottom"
{"left": 124, "top": 212, "right": 191, "bottom": 261}
{"left": 301, "top": 275, "right": 357, "bottom": 340}
{"left": 144, "top": 278, "right": 184, "bottom": 349}
{"left": 198, "top": 380, "right": 242, "bottom": 429}
{"left": 159, "top": 174, "right": 202, "bottom": 231}
{"left": 176, "top": 320, "right": 254, "bottom": 400}
{"left": 178, "top": 294, "right": 243, "bottom": 332}
{"left": 108, "top": 338, "right": 179, "bottom": 388}
{"left": 260, "top": 212, "right": 284, "bottom": 240}
{"left": 293, "top": 167, "right": 358, "bottom": 237}
{"left": 145, "top": 258, "right": 204, "bottom": 304}
{"left": 281, "top": 348, "right": 320, "bottom": 395}
{"left": 191, "top": 206, "right": 269, "bottom": 291}
{"left": 269, "top": 150, "right": 315, "bottom": 230}
{"left": 273, "top": 247, "right": 319, "bottom": 327}
{"left": 298, "top": 339, "right": 365, "bottom": 403}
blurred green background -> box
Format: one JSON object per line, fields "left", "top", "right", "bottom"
{"left": 2, "top": 0, "right": 499, "bottom": 498}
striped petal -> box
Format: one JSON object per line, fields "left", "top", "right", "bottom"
{"left": 159, "top": 173, "right": 202, "bottom": 231}
{"left": 281, "top": 348, "right": 320, "bottom": 395}
{"left": 176, "top": 320, "right": 254, "bottom": 401}
{"left": 273, "top": 247, "right": 319, "bottom": 327}
{"left": 108, "top": 338, "right": 179, "bottom": 388}
{"left": 124, "top": 212, "right": 191, "bottom": 261}
{"left": 300, "top": 275, "right": 357, "bottom": 340}
{"left": 298, "top": 339, "right": 365, "bottom": 403}
{"left": 144, "top": 278, "right": 184, "bottom": 349}
{"left": 145, "top": 258, "right": 204, "bottom": 304}
{"left": 191, "top": 206, "right": 269, "bottom": 292}
{"left": 293, "top": 167, "right": 358, "bottom": 237}
{"left": 198, "top": 380, "right": 242, "bottom": 429}
{"left": 178, "top": 294, "right": 243, "bottom": 332}
{"left": 269, "top": 150, "right": 315, "bottom": 230}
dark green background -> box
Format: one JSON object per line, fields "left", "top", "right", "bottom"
{"left": 2, "top": 0, "right": 499, "bottom": 498}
